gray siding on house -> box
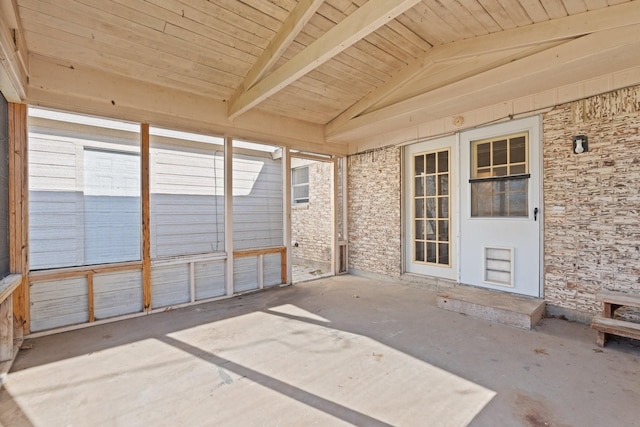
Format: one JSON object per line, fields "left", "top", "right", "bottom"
{"left": 233, "top": 153, "right": 283, "bottom": 250}
{"left": 151, "top": 264, "right": 190, "bottom": 309}
{"left": 264, "top": 253, "right": 281, "bottom": 287}
{"left": 94, "top": 270, "right": 143, "bottom": 319}
{"left": 194, "top": 260, "right": 226, "bottom": 300}
{"left": 234, "top": 256, "right": 259, "bottom": 292}
{"left": 150, "top": 145, "right": 224, "bottom": 258}
{"left": 30, "top": 277, "right": 89, "bottom": 332}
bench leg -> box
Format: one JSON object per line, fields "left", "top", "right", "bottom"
{"left": 596, "top": 331, "right": 606, "bottom": 348}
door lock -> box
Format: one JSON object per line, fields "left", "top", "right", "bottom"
{"left": 534, "top": 207, "right": 539, "bottom": 221}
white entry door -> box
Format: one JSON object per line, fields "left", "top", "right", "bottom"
{"left": 404, "top": 136, "right": 457, "bottom": 281}
{"left": 460, "top": 116, "right": 542, "bottom": 297}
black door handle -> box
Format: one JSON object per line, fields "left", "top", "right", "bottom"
{"left": 534, "top": 207, "right": 539, "bottom": 221}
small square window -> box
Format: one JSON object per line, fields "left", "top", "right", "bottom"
{"left": 292, "top": 166, "right": 309, "bottom": 205}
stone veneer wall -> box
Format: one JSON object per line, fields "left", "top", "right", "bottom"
{"left": 291, "top": 160, "right": 332, "bottom": 268}
{"left": 347, "top": 146, "right": 402, "bottom": 277}
{"left": 543, "top": 86, "right": 640, "bottom": 316}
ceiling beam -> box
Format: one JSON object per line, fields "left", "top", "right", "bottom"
{"left": 228, "top": 0, "right": 422, "bottom": 120}
{"left": 0, "top": 0, "right": 28, "bottom": 101}
{"left": 326, "top": 0, "right": 640, "bottom": 136}
{"left": 327, "top": 24, "right": 640, "bottom": 142}
{"left": 27, "top": 54, "right": 347, "bottom": 156}
{"left": 238, "top": 0, "right": 325, "bottom": 92}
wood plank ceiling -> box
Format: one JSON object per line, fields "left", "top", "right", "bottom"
{"left": 6, "top": 0, "right": 640, "bottom": 148}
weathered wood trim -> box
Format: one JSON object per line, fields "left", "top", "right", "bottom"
{"left": 141, "top": 123, "right": 151, "bottom": 312}
{"left": 234, "top": 246, "right": 286, "bottom": 258}
{"left": 224, "top": 136, "right": 233, "bottom": 296}
{"left": 28, "top": 261, "right": 143, "bottom": 282}
{"left": 282, "top": 147, "right": 291, "bottom": 285}
{"left": 0, "top": 274, "right": 21, "bottom": 303}
{"left": 8, "top": 102, "right": 28, "bottom": 335}
{"left": 87, "top": 272, "right": 94, "bottom": 323}
{"left": 281, "top": 249, "right": 287, "bottom": 285}
{"left": 0, "top": 0, "right": 28, "bottom": 102}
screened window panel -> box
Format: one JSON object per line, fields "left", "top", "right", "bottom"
{"left": 84, "top": 149, "right": 141, "bottom": 265}
{"left": 28, "top": 110, "right": 141, "bottom": 270}
{"left": 233, "top": 150, "right": 283, "bottom": 250}
{"left": 150, "top": 136, "right": 224, "bottom": 259}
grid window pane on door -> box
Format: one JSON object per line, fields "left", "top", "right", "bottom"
{"left": 292, "top": 165, "right": 309, "bottom": 205}
{"left": 471, "top": 133, "right": 528, "bottom": 217}
{"left": 413, "top": 149, "right": 449, "bottom": 265}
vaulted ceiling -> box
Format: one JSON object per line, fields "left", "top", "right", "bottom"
{"left": 1, "top": 0, "right": 640, "bottom": 153}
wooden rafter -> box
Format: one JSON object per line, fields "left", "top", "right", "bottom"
{"left": 228, "top": 0, "right": 422, "bottom": 120}
{"left": 328, "top": 23, "right": 640, "bottom": 142}
{"left": 0, "top": 0, "right": 28, "bottom": 101}
{"left": 326, "top": 0, "right": 640, "bottom": 137}
{"left": 236, "top": 0, "right": 325, "bottom": 94}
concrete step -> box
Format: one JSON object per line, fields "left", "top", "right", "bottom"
{"left": 436, "top": 286, "right": 545, "bottom": 330}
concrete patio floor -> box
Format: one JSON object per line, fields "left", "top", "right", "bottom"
{"left": 0, "top": 275, "right": 638, "bottom": 427}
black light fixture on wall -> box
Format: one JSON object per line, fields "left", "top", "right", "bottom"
{"left": 573, "top": 135, "right": 588, "bottom": 154}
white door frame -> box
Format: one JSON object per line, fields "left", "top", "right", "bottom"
{"left": 458, "top": 116, "right": 544, "bottom": 297}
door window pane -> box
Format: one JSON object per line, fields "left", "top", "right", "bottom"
{"left": 471, "top": 132, "right": 529, "bottom": 218}
{"left": 412, "top": 149, "right": 450, "bottom": 266}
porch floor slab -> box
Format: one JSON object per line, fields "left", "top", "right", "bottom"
{"left": 0, "top": 275, "right": 638, "bottom": 427}
{"left": 436, "top": 285, "right": 546, "bottom": 329}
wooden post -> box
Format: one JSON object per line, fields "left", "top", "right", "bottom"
{"left": 0, "top": 294, "right": 12, "bottom": 361}
{"left": 141, "top": 123, "right": 151, "bottom": 311}
{"left": 282, "top": 147, "right": 291, "bottom": 285}
{"left": 224, "top": 136, "right": 234, "bottom": 296}
{"left": 87, "top": 273, "right": 94, "bottom": 322}
{"left": 8, "top": 103, "right": 29, "bottom": 336}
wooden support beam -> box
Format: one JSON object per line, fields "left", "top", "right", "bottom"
{"left": 224, "top": 136, "right": 233, "bottom": 297}
{"left": 28, "top": 261, "right": 142, "bottom": 282}
{"left": 282, "top": 147, "right": 291, "bottom": 285}
{"left": 0, "top": 0, "right": 28, "bottom": 102}
{"left": 228, "top": 0, "right": 422, "bottom": 119}
{"left": 326, "top": 0, "right": 640, "bottom": 136}
{"left": 233, "top": 247, "right": 286, "bottom": 258}
{"left": 329, "top": 24, "right": 640, "bottom": 142}
{"left": 8, "top": 102, "right": 28, "bottom": 336}
{"left": 141, "top": 123, "right": 151, "bottom": 312}
{"left": 281, "top": 248, "right": 287, "bottom": 285}
{"left": 87, "top": 273, "right": 94, "bottom": 323}
{"left": 239, "top": 0, "right": 324, "bottom": 92}
{"left": 26, "top": 55, "right": 343, "bottom": 156}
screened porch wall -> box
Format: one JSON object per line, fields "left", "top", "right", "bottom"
{"left": 26, "top": 112, "right": 286, "bottom": 333}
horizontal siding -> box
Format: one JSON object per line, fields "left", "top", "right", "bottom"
{"left": 234, "top": 256, "right": 258, "bottom": 293}
{"left": 194, "top": 260, "right": 225, "bottom": 300}
{"left": 264, "top": 253, "right": 282, "bottom": 287}
{"left": 30, "top": 277, "right": 89, "bottom": 332}
{"left": 151, "top": 145, "right": 224, "bottom": 258}
{"left": 233, "top": 153, "right": 283, "bottom": 250}
{"left": 151, "top": 264, "right": 190, "bottom": 308}
{"left": 151, "top": 194, "right": 224, "bottom": 257}
{"left": 94, "top": 271, "right": 143, "bottom": 319}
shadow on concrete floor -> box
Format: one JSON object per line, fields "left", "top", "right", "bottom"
{"left": 1, "top": 275, "right": 638, "bottom": 427}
